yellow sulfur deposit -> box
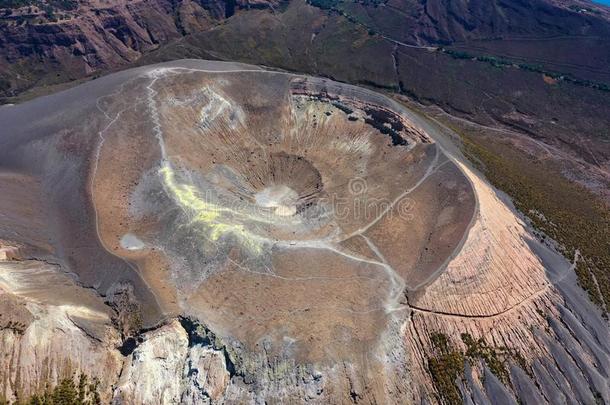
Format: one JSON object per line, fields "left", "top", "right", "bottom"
{"left": 159, "top": 164, "right": 264, "bottom": 254}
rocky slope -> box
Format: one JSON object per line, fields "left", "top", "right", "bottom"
{"left": 0, "top": 248, "right": 123, "bottom": 402}
{"left": 329, "top": 0, "right": 610, "bottom": 43}
{"left": 4, "top": 250, "right": 606, "bottom": 404}
{"left": 0, "top": 245, "right": 233, "bottom": 403}
{"left": 2, "top": 0, "right": 610, "bottom": 99}
{"left": 0, "top": 0, "right": 281, "bottom": 97}
{"left": 333, "top": 0, "right": 610, "bottom": 80}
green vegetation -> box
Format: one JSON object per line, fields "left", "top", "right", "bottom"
{"left": 0, "top": 374, "right": 101, "bottom": 405}
{"left": 427, "top": 332, "right": 534, "bottom": 403}
{"left": 460, "top": 132, "right": 610, "bottom": 313}
{"left": 303, "top": 2, "right": 610, "bottom": 94}
{"left": 442, "top": 48, "right": 610, "bottom": 92}
{"left": 428, "top": 333, "right": 465, "bottom": 405}
{"left": 461, "top": 333, "right": 510, "bottom": 384}
{"left": 307, "top": 0, "right": 339, "bottom": 10}
{"left": 48, "top": 0, "right": 76, "bottom": 11}
{"left": 306, "top": 0, "right": 381, "bottom": 35}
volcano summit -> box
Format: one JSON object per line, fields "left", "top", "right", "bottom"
{"left": 0, "top": 60, "right": 608, "bottom": 404}
{"left": 90, "top": 62, "right": 475, "bottom": 367}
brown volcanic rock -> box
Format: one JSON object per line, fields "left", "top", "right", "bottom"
{"left": 0, "top": 0, "right": 281, "bottom": 96}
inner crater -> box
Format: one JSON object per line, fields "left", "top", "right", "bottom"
{"left": 254, "top": 185, "right": 298, "bottom": 216}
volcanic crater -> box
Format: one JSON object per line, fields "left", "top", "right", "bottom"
{"left": 2, "top": 60, "right": 609, "bottom": 405}
{"left": 82, "top": 65, "right": 478, "bottom": 366}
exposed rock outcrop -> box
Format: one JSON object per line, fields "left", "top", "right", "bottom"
{"left": 114, "top": 320, "right": 190, "bottom": 404}
{"left": 182, "top": 345, "right": 230, "bottom": 403}
{"left": 0, "top": 0, "right": 283, "bottom": 97}
{"left": 0, "top": 260, "right": 123, "bottom": 403}
{"left": 0, "top": 241, "right": 21, "bottom": 261}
